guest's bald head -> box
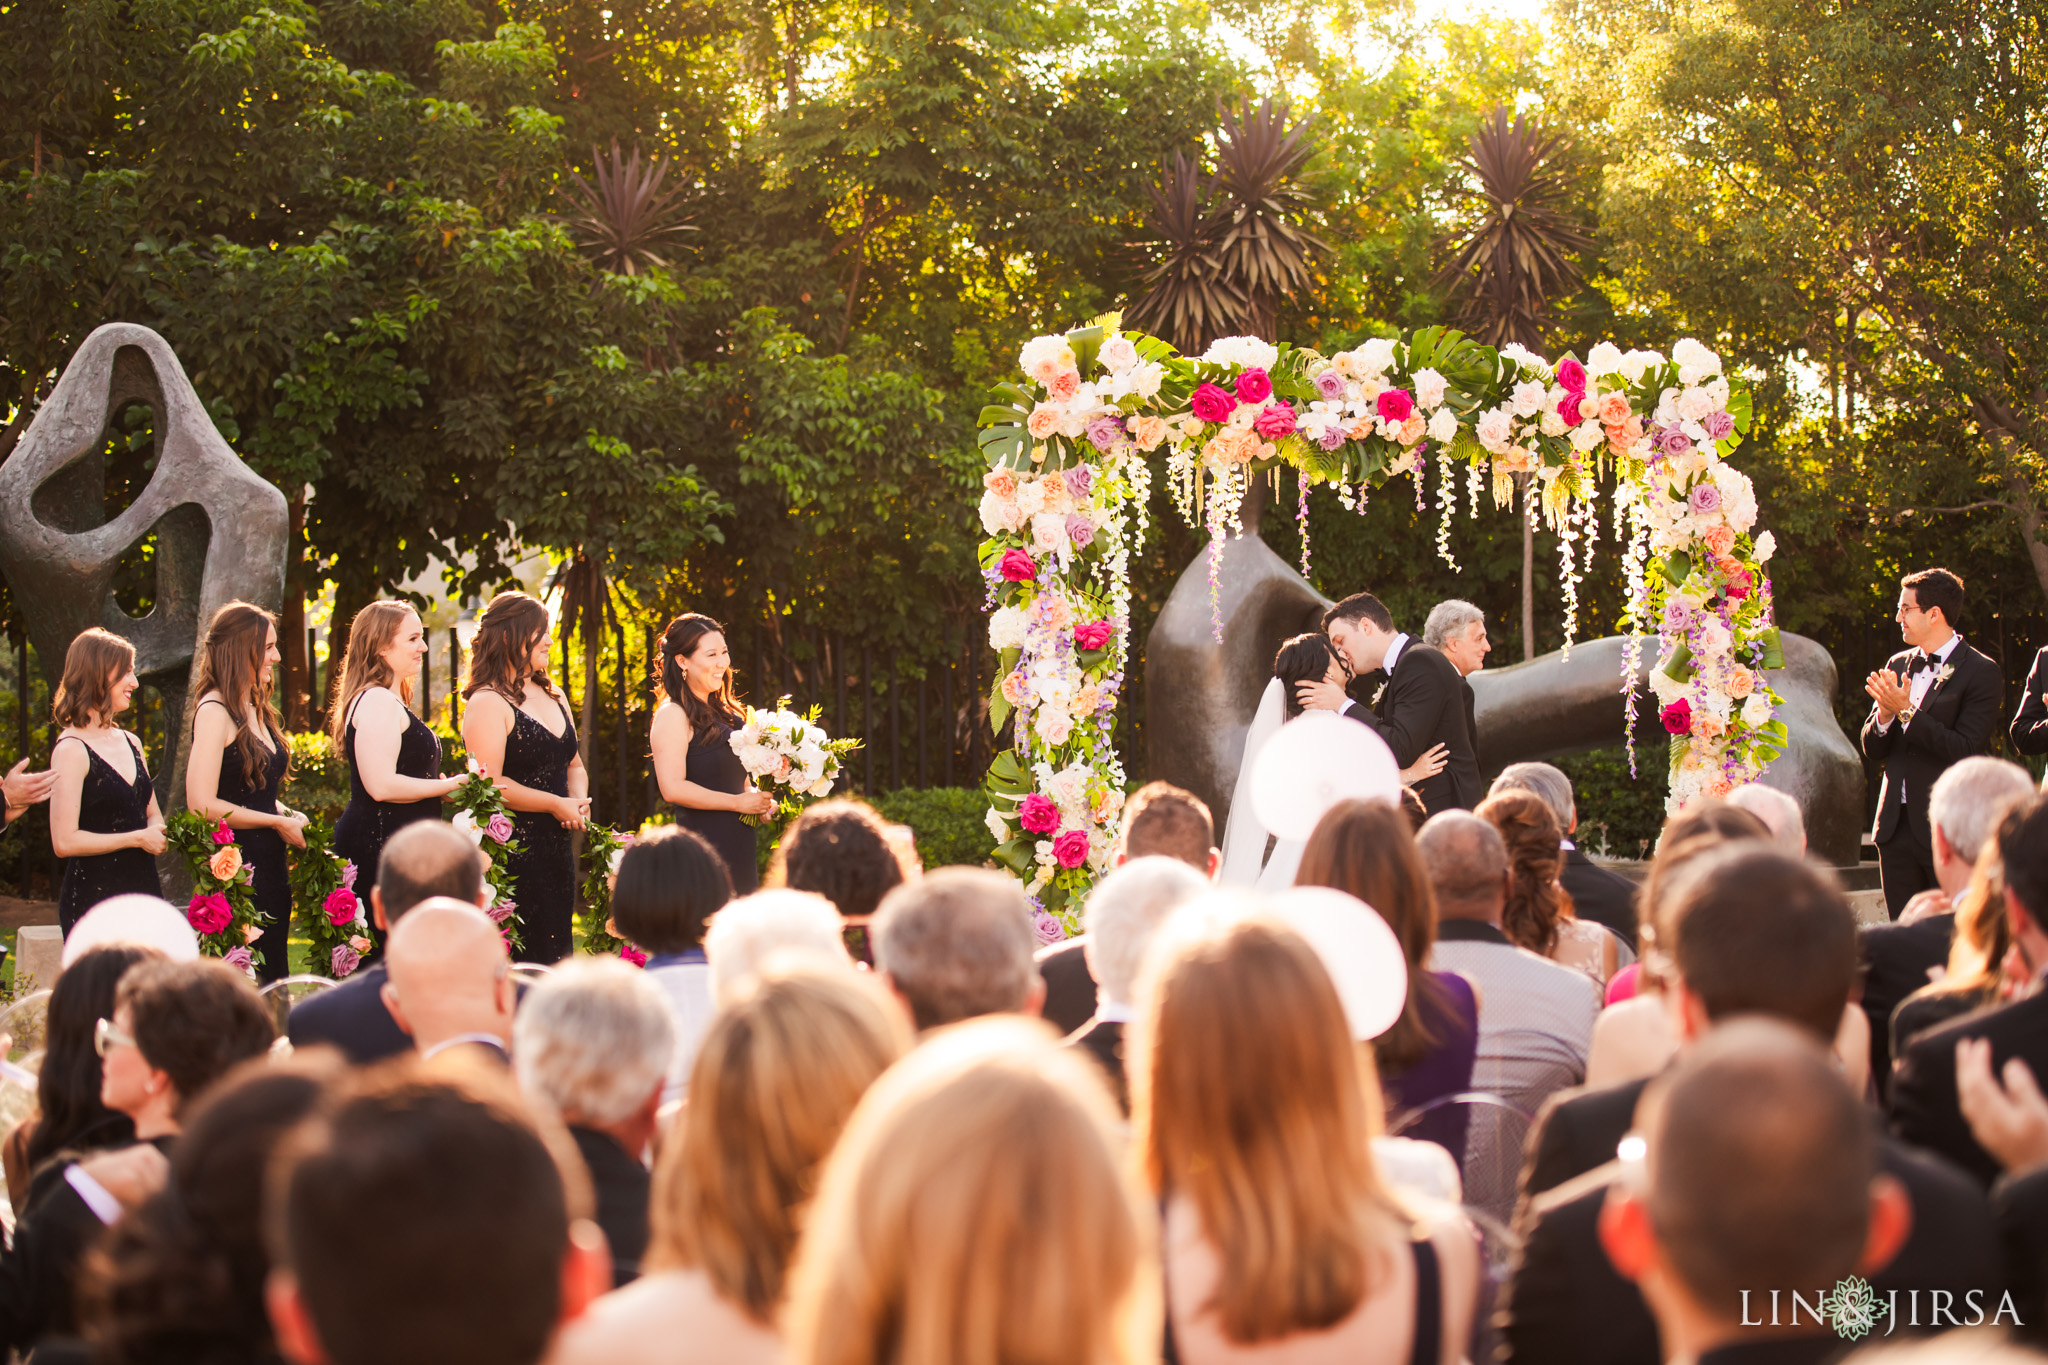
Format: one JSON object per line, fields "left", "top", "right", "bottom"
{"left": 380, "top": 899, "right": 514, "bottom": 1055}
{"left": 1415, "top": 812, "right": 1509, "bottom": 923}
{"left": 375, "top": 822, "right": 488, "bottom": 926}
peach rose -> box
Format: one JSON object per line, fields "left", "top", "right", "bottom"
{"left": 1001, "top": 670, "right": 1028, "bottom": 705}
{"left": 348, "top": 934, "right": 373, "bottom": 953}
{"left": 1726, "top": 668, "right": 1756, "bottom": 699}
{"left": 1714, "top": 553, "right": 1744, "bottom": 580}
{"left": 1133, "top": 415, "right": 1170, "bottom": 451}
{"left": 209, "top": 846, "right": 243, "bottom": 881}
{"left": 1398, "top": 413, "right": 1428, "bottom": 446}
{"left": 1038, "top": 474, "right": 1072, "bottom": 514}
{"left": 1036, "top": 595, "right": 1074, "bottom": 631}
{"left": 1026, "top": 405, "right": 1060, "bottom": 439}
{"left": 984, "top": 468, "right": 1018, "bottom": 498}
{"left": 1072, "top": 685, "right": 1100, "bottom": 715}
{"left": 1048, "top": 369, "right": 1082, "bottom": 401}
{"left": 1597, "top": 391, "right": 1631, "bottom": 425}
{"left": 1709, "top": 777, "right": 1735, "bottom": 799}
{"left": 1345, "top": 419, "right": 1373, "bottom": 441}
{"left": 1692, "top": 713, "right": 1725, "bottom": 740}
{"left": 1701, "top": 525, "right": 1737, "bottom": 556}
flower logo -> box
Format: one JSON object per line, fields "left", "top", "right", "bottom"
{"left": 1821, "top": 1275, "right": 1881, "bottom": 1341}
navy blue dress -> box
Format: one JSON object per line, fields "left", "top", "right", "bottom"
{"left": 203, "top": 701, "right": 292, "bottom": 983}
{"left": 334, "top": 701, "right": 443, "bottom": 955}
{"left": 55, "top": 733, "right": 162, "bottom": 936}
{"left": 500, "top": 698, "right": 579, "bottom": 964}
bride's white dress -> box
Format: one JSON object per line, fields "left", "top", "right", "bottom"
{"left": 1218, "top": 678, "right": 1304, "bottom": 889}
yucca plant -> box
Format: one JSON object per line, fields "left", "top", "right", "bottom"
{"left": 559, "top": 140, "right": 696, "bottom": 276}
{"left": 1124, "top": 153, "right": 1248, "bottom": 355}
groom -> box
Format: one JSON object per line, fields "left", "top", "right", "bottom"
{"left": 1295, "top": 592, "right": 1483, "bottom": 815}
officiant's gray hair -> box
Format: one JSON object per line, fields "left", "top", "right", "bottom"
{"left": 1083, "top": 857, "right": 1209, "bottom": 1008}
{"left": 1490, "top": 761, "right": 1576, "bottom": 829}
{"left": 515, "top": 958, "right": 676, "bottom": 1127}
{"left": 1423, "top": 598, "right": 1486, "bottom": 650}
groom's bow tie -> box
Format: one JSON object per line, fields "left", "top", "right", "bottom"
{"left": 1907, "top": 652, "right": 1935, "bottom": 675}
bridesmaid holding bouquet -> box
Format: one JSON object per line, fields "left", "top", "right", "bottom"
{"left": 650, "top": 614, "right": 773, "bottom": 894}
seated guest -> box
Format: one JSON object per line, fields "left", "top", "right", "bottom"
{"left": 1597, "top": 1020, "right": 1910, "bottom": 1365}
{"left": 1892, "top": 847, "right": 2018, "bottom": 1068}
{"left": 768, "top": 798, "right": 912, "bottom": 921}
{"left": 1039, "top": 780, "right": 1217, "bottom": 1035}
{"left": 3, "top": 943, "right": 159, "bottom": 1212}
{"left": 1298, "top": 799, "right": 1478, "bottom": 1161}
{"left": 1415, "top": 812, "right": 1601, "bottom": 1107}
{"left": 1489, "top": 762, "right": 1638, "bottom": 948}
{"left": 555, "top": 967, "right": 910, "bottom": 1365}
{"left": 513, "top": 959, "right": 676, "bottom": 1287}
{"left": 1477, "top": 790, "right": 1631, "bottom": 987}
{"left": 80, "top": 1056, "right": 337, "bottom": 1365}
{"left": 871, "top": 867, "right": 1043, "bottom": 1030}
{"left": 1890, "top": 793, "right": 2048, "bottom": 1185}
{"left": 288, "top": 819, "right": 487, "bottom": 1064}
{"left": 1066, "top": 856, "right": 1208, "bottom": 1111}
{"left": 1503, "top": 850, "right": 1997, "bottom": 1365}
{"left": 380, "top": 899, "right": 516, "bottom": 1062}
{"left": 703, "top": 889, "right": 852, "bottom": 1005}
{"left": 1136, "top": 913, "right": 1478, "bottom": 1363}
{"left": 783, "top": 1017, "right": 1153, "bottom": 1365}
{"left": 266, "top": 1063, "right": 610, "bottom": 1365}
{"left": 1955, "top": 1036, "right": 2048, "bottom": 1342}
{"left": 606, "top": 824, "right": 733, "bottom": 1100}
{"left": 1863, "top": 756, "right": 2034, "bottom": 1094}
{"left": 0, "top": 958, "right": 275, "bottom": 1354}
{"left": 1725, "top": 783, "right": 1806, "bottom": 853}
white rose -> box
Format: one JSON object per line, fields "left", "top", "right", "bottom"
{"left": 1754, "top": 530, "right": 1777, "bottom": 563}
{"left": 1098, "top": 335, "right": 1138, "bottom": 373}
{"left": 978, "top": 489, "right": 1017, "bottom": 536}
{"left": 1016, "top": 480, "right": 1046, "bottom": 517}
{"left": 1030, "top": 512, "right": 1066, "bottom": 553}
{"left": 1676, "top": 387, "right": 1713, "bottom": 422}
{"left": 1570, "top": 420, "right": 1603, "bottom": 452}
{"left": 1132, "top": 362, "right": 1163, "bottom": 399}
{"left": 1512, "top": 381, "right": 1547, "bottom": 417}
{"left": 988, "top": 606, "right": 1027, "bottom": 651}
{"left": 1742, "top": 693, "right": 1775, "bottom": 727}
{"left": 1358, "top": 337, "right": 1397, "bottom": 374}
{"left": 1585, "top": 341, "right": 1623, "bottom": 377}
{"left": 1476, "top": 408, "right": 1514, "bottom": 452}
{"left": 1699, "top": 619, "right": 1733, "bottom": 659}
{"left": 1411, "top": 367, "right": 1448, "bottom": 409}
{"left": 1427, "top": 406, "right": 1459, "bottom": 443}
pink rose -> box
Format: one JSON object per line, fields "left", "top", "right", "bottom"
{"left": 1558, "top": 392, "right": 1584, "bottom": 425}
{"left": 331, "top": 943, "right": 363, "bottom": 978}
{"left": 1557, "top": 357, "right": 1587, "bottom": 392}
{"left": 1019, "top": 793, "right": 1060, "bottom": 834}
{"left": 211, "top": 821, "right": 236, "bottom": 846}
{"left": 1234, "top": 368, "right": 1273, "bottom": 404}
{"left": 1031, "top": 909, "right": 1068, "bottom": 946}
{"left": 1189, "top": 383, "right": 1235, "bottom": 424}
{"left": 1052, "top": 829, "right": 1091, "bottom": 869}
{"left": 340, "top": 861, "right": 359, "bottom": 891}
{"left": 323, "top": 887, "right": 360, "bottom": 927}
{"left": 998, "top": 549, "right": 1037, "bottom": 582}
{"left": 187, "top": 892, "right": 231, "bottom": 936}
{"left": 1660, "top": 698, "right": 1693, "bottom": 736}
{"left": 1724, "top": 568, "right": 1753, "bottom": 600}
{"left": 1253, "top": 402, "right": 1297, "bottom": 439}
{"left": 1376, "top": 389, "right": 1414, "bottom": 424}
{"left": 1048, "top": 369, "right": 1082, "bottom": 401}
{"left": 1074, "top": 620, "right": 1114, "bottom": 650}
{"left": 487, "top": 901, "right": 516, "bottom": 924}
{"left": 223, "top": 946, "right": 254, "bottom": 974}
{"left": 620, "top": 944, "right": 648, "bottom": 968}
{"left": 484, "top": 811, "right": 514, "bottom": 844}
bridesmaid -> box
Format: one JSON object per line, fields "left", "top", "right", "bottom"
{"left": 330, "top": 601, "right": 463, "bottom": 953}
{"left": 186, "top": 602, "right": 308, "bottom": 983}
{"left": 48, "top": 629, "right": 165, "bottom": 935}
{"left": 460, "top": 592, "right": 589, "bottom": 964}
{"left": 650, "top": 614, "right": 772, "bottom": 894}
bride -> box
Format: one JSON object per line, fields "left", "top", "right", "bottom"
{"left": 1221, "top": 633, "right": 1447, "bottom": 887}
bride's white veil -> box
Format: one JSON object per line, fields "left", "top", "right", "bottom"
{"left": 1218, "top": 678, "right": 1286, "bottom": 885}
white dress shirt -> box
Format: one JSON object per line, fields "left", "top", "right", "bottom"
{"left": 1340, "top": 632, "right": 1409, "bottom": 720}
{"left": 1875, "top": 632, "right": 1961, "bottom": 802}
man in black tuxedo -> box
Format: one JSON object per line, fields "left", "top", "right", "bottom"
{"left": 1490, "top": 760, "right": 1639, "bottom": 950}
{"left": 1503, "top": 848, "right": 1999, "bottom": 1365}
{"left": 2013, "top": 644, "right": 2048, "bottom": 756}
{"left": 1890, "top": 794, "right": 2048, "bottom": 1186}
{"left": 1860, "top": 757, "right": 2035, "bottom": 1101}
{"left": 1295, "top": 591, "right": 1482, "bottom": 814}
{"left": 0, "top": 758, "right": 54, "bottom": 837}
{"left": 288, "top": 820, "right": 488, "bottom": 1064}
{"left": 1862, "top": 567, "right": 2004, "bottom": 919}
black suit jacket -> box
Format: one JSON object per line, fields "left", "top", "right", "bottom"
{"left": 1344, "top": 640, "right": 1483, "bottom": 814}
{"left": 1860, "top": 639, "right": 2003, "bottom": 846}
{"left": 1993, "top": 1164, "right": 2048, "bottom": 1344}
{"left": 1462, "top": 677, "right": 1480, "bottom": 769}
{"left": 571, "top": 1126, "right": 651, "bottom": 1288}
{"left": 1066, "top": 1017, "right": 1128, "bottom": 1113}
{"left": 1502, "top": 1134, "right": 1999, "bottom": 1365}
{"left": 1518, "top": 1076, "right": 1650, "bottom": 1214}
{"left": 1860, "top": 914, "right": 1956, "bottom": 1103}
{"left": 1890, "top": 989, "right": 2048, "bottom": 1186}
{"left": 1036, "top": 937, "right": 1098, "bottom": 1038}
{"left": 2013, "top": 646, "right": 2048, "bottom": 757}
{"left": 1561, "top": 850, "right": 1638, "bottom": 951}
{"left": 286, "top": 966, "right": 413, "bottom": 1065}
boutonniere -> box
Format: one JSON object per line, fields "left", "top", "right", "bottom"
{"left": 1934, "top": 663, "right": 1956, "bottom": 686}
{"left": 1371, "top": 682, "right": 1387, "bottom": 707}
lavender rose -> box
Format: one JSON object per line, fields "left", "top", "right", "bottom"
{"left": 1062, "top": 465, "right": 1093, "bottom": 501}
{"left": 1687, "top": 482, "right": 1723, "bottom": 515}
{"left": 1314, "top": 370, "right": 1346, "bottom": 401}
{"left": 331, "top": 943, "right": 363, "bottom": 978}
{"left": 1656, "top": 425, "right": 1693, "bottom": 457}
{"left": 1085, "top": 415, "right": 1124, "bottom": 451}
{"left": 1702, "top": 410, "right": 1735, "bottom": 440}
{"left": 1317, "top": 425, "right": 1347, "bottom": 451}
{"left": 1064, "top": 513, "right": 1096, "bottom": 549}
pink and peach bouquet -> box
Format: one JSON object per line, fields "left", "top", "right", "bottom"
{"left": 164, "top": 812, "right": 264, "bottom": 975}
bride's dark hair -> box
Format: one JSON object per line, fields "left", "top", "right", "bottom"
{"left": 1273, "top": 633, "right": 1342, "bottom": 720}
{"left": 658, "top": 613, "right": 745, "bottom": 744}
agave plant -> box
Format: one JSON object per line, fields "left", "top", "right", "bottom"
{"left": 1434, "top": 108, "right": 1592, "bottom": 350}
{"left": 1124, "top": 153, "right": 1248, "bottom": 355}
{"left": 559, "top": 140, "right": 696, "bottom": 276}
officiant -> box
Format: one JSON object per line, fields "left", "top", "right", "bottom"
{"left": 1294, "top": 592, "right": 1483, "bottom": 815}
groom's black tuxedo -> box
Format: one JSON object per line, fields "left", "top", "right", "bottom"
{"left": 1343, "top": 638, "right": 1483, "bottom": 814}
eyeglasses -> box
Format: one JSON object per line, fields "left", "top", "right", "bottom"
{"left": 93, "top": 1017, "right": 136, "bottom": 1059}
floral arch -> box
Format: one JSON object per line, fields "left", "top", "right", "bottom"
{"left": 976, "top": 321, "right": 1787, "bottom": 925}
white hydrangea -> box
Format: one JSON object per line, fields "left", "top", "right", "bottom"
{"left": 1710, "top": 465, "right": 1759, "bottom": 533}
{"left": 1019, "top": 335, "right": 1075, "bottom": 379}
{"left": 1540, "top": 407, "right": 1568, "bottom": 437}
{"left": 988, "top": 606, "right": 1027, "bottom": 651}
{"left": 1200, "top": 336, "right": 1280, "bottom": 371}
{"left": 1356, "top": 337, "right": 1397, "bottom": 374}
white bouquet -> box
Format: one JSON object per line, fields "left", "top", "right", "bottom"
{"left": 729, "top": 698, "right": 860, "bottom": 827}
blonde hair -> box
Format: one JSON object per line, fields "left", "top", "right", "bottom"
{"left": 1133, "top": 914, "right": 1399, "bottom": 1343}
{"left": 1929, "top": 839, "right": 2011, "bottom": 1001}
{"left": 653, "top": 967, "right": 910, "bottom": 1321}
{"left": 191, "top": 602, "right": 285, "bottom": 781}
{"left": 53, "top": 628, "right": 136, "bottom": 728}
{"left": 784, "top": 1017, "right": 1157, "bottom": 1365}
{"left": 327, "top": 601, "right": 418, "bottom": 746}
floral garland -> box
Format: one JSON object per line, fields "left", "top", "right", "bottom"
{"left": 164, "top": 812, "right": 267, "bottom": 975}
{"left": 289, "top": 816, "right": 375, "bottom": 978}
{"left": 975, "top": 323, "right": 1782, "bottom": 910}
{"left": 448, "top": 758, "right": 524, "bottom": 949}
{"left": 575, "top": 823, "right": 635, "bottom": 961}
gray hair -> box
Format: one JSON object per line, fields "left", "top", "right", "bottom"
{"left": 1415, "top": 811, "right": 1510, "bottom": 909}
{"left": 1490, "top": 761, "right": 1575, "bottom": 829}
{"left": 871, "top": 868, "right": 1037, "bottom": 1030}
{"left": 1725, "top": 785, "right": 1806, "bottom": 854}
{"left": 1929, "top": 757, "right": 2036, "bottom": 864}
{"left": 513, "top": 958, "right": 676, "bottom": 1127}
{"left": 1082, "top": 857, "right": 1210, "bottom": 1008}
{"left": 704, "top": 889, "right": 852, "bottom": 1005}
{"left": 1423, "top": 599, "right": 1486, "bottom": 651}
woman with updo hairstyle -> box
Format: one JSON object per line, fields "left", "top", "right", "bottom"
{"left": 649, "top": 613, "right": 772, "bottom": 894}
{"left": 48, "top": 628, "right": 165, "bottom": 934}
{"left": 1475, "top": 789, "right": 1628, "bottom": 986}
{"left": 461, "top": 591, "right": 589, "bottom": 963}
{"left": 186, "top": 602, "right": 306, "bottom": 982}
{"left": 555, "top": 967, "right": 911, "bottom": 1365}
